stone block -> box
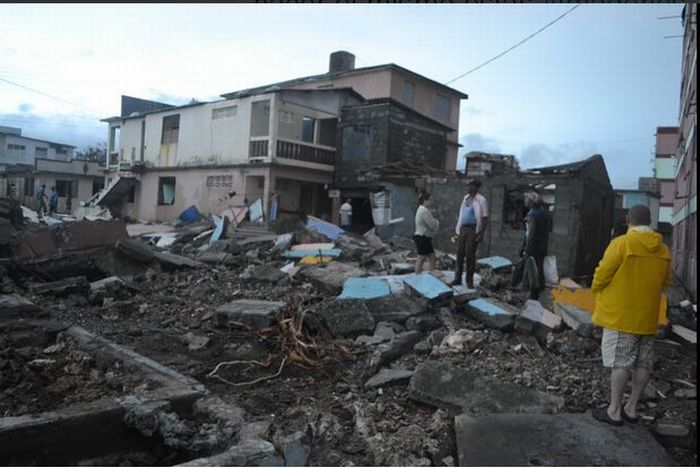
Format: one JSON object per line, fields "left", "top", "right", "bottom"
{"left": 301, "top": 262, "right": 366, "bottom": 295}
{"left": 554, "top": 303, "right": 594, "bottom": 337}
{"left": 315, "top": 300, "right": 374, "bottom": 338}
{"left": 338, "top": 277, "right": 391, "bottom": 300}
{"left": 215, "top": 300, "right": 285, "bottom": 329}
{"left": 370, "top": 331, "right": 423, "bottom": 371}
{"left": 403, "top": 273, "right": 453, "bottom": 304}
{"left": 521, "top": 300, "right": 562, "bottom": 330}
{"left": 455, "top": 412, "right": 676, "bottom": 466}
{"left": 671, "top": 324, "right": 696, "bottom": 346}
{"left": 29, "top": 276, "right": 89, "bottom": 297}
{"left": 466, "top": 298, "right": 518, "bottom": 331}
{"left": 476, "top": 256, "right": 513, "bottom": 270}
{"left": 178, "top": 439, "right": 277, "bottom": 466}
{"left": 408, "top": 361, "right": 564, "bottom": 414}
{"left": 365, "top": 369, "right": 414, "bottom": 389}
{"left": 365, "top": 294, "right": 425, "bottom": 323}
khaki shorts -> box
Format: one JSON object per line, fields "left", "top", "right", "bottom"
{"left": 601, "top": 328, "right": 655, "bottom": 370}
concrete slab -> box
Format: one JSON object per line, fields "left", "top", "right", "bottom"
{"left": 476, "top": 256, "right": 513, "bottom": 270}
{"left": 554, "top": 303, "right": 594, "bottom": 337}
{"left": 408, "top": 361, "right": 564, "bottom": 414}
{"left": 365, "top": 295, "right": 425, "bottom": 323}
{"left": 290, "top": 243, "right": 335, "bottom": 251}
{"left": 369, "top": 331, "right": 423, "bottom": 371}
{"left": 215, "top": 300, "right": 285, "bottom": 329}
{"left": 520, "top": 300, "right": 562, "bottom": 330}
{"left": 338, "top": 277, "right": 391, "bottom": 300}
{"left": 365, "top": 369, "right": 414, "bottom": 389}
{"left": 315, "top": 300, "right": 375, "bottom": 338}
{"left": 306, "top": 215, "right": 344, "bottom": 241}
{"left": 454, "top": 412, "right": 676, "bottom": 466}
{"left": 466, "top": 298, "right": 519, "bottom": 330}
{"left": 0, "top": 294, "right": 41, "bottom": 319}
{"left": 282, "top": 248, "right": 341, "bottom": 259}
{"left": 671, "top": 324, "right": 696, "bottom": 346}
{"left": 301, "top": 262, "right": 366, "bottom": 295}
{"left": 403, "top": 273, "right": 453, "bottom": 303}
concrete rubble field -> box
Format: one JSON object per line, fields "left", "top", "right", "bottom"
{"left": 0, "top": 211, "right": 696, "bottom": 466}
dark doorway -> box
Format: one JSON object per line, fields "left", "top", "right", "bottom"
{"left": 350, "top": 197, "right": 374, "bottom": 234}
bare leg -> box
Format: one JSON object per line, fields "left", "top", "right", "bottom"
{"left": 427, "top": 253, "right": 436, "bottom": 271}
{"left": 625, "top": 367, "right": 650, "bottom": 418}
{"left": 607, "top": 368, "right": 630, "bottom": 421}
{"left": 415, "top": 256, "right": 425, "bottom": 274}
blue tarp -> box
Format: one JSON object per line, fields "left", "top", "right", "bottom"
{"left": 403, "top": 273, "right": 453, "bottom": 301}
{"left": 476, "top": 256, "right": 513, "bottom": 270}
{"left": 210, "top": 215, "right": 225, "bottom": 245}
{"left": 307, "top": 215, "right": 344, "bottom": 241}
{"left": 338, "top": 277, "right": 391, "bottom": 300}
{"left": 179, "top": 205, "right": 200, "bottom": 223}
{"left": 282, "top": 249, "right": 341, "bottom": 259}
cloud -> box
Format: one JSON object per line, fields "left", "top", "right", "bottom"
{"left": 462, "top": 106, "right": 485, "bottom": 115}
{"left": 18, "top": 102, "right": 33, "bottom": 113}
{"left": 0, "top": 112, "right": 105, "bottom": 150}
{"left": 459, "top": 132, "right": 502, "bottom": 154}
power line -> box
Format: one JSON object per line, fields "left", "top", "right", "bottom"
{"left": 445, "top": 4, "right": 581, "bottom": 85}
{"left": 0, "top": 75, "right": 102, "bottom": 115}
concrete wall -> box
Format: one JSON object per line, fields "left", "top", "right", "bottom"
{"left": 1, "top": 135, "right": 74, "bottom": 166}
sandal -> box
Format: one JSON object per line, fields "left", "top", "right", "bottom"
{"left": 622, "top": 409, "right": 639, "bottom": 424}
{"left": 592, "top": 407, "right": 623, "bottom": 426}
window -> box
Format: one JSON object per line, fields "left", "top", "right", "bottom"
{"left": 206, "top": 175, "right": 234, "bottom": 188}
{"left": 302, "top": 117, "right": 316, "bottom": 143}
{"left": 35, "top": 147, "right": 48, "bottom": 156}
{"left": 7, "top": 144, "right": 25, "bottom": 151}
{"left": 435, "top": 94, "right": 451, "bottom": 122}
{"left": 250, "top": 100, "right": 271, "bottom": 137}
{"left": 127, "top": 185, "right": 135, "bottom": 203}
{"left": 56, "top": 147, "right": 68, "bottom": 155}
{"left": 24, "top": 177, "right": 35, "bottom": 197}
{"left": 158, "top": 177, "right": 176, "bottom": 205}
{"left": 55, "top": 179, "right": 78, "bottom": 197}
{"left": 318, "top": 118, "right": 338, "bottom": 147}
{"left": 341, "top": 126, "right": 371, "bottom": 162}
{"left": 212, "top": 106, "right": 237, "bottom": 119}
{"left": 109, "top": 126, "right": 121, "bottom": 152}
{"left": 92, "top": 179, "right": 104, "bottom": 195}
{"left": 401, "top": 80, "right": 415, "bottom": 106}
{"left": 161, "top": 115, "right": 180, "bottom": 144}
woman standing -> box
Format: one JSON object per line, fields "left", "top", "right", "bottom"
{"left": 521, "top": 192, "right": 550, "bottom": 300}
{"left": 414, "top": 192, "right": 439, "bottom": 273}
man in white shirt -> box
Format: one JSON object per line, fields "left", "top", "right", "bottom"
{"left": 339, "top": 198, "right": 353, "bottom": 232}
{"left": 451, "top": 180, "right": 489, "bottom": 288}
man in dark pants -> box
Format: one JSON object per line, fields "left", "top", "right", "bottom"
{"left": 451, "top": 180, "right": 488, "bottom": 289}
{"left": 521, "top": 192, "right": 550, "bottom": 300}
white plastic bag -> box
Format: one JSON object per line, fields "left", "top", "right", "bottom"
{"left": 543, "top": 255, "right": 559, "bottom": 285}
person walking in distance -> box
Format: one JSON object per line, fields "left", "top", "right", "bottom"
{"left": 451, "top": 180, "right": 488, "bottom": 288}
{"left": 413, "top": 192, "right": 439, "bottom": 273}
{"left": 521, "top": 192, "right": 550, "bottom": 300}
{"left": 48, "top": 186, "right": 59, "bottom": 216}
{"left": 590, "top": 205, "right": 671, "bottom": 426}
{"left": 36, "top": 184, "right": 48, "bottom": 217}
{"left": 339, "top": 198, "right": 353, "bottom": 232}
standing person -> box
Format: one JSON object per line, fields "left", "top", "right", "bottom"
{"left": 339, "top": 198, "right": 353, "bottom": 232}
{"left": 66, "top": 192, "right": 73, "bottom": 214}
{"left": 8, "top": 183, "right": 17, "bottom": 200}
{"left": 36, "top": 184, "right": 48, "bottom": 217}
{"left": 590, "top": 205, "right": 671, "bottom": 426}
{"left": 414, "top": 192, "right": 439, "bottom": 273}
{"left": 48, "top": 186, "right": 58, "bottom": 216}
{"left": 451, "top": 180, "right": 488, "bottom": 288}
{"left": 521, "top": 192, "right": 550, "bottom": 300}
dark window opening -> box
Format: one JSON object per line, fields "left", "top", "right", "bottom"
{"left": 161, "top": 115, "right": 180, "bottom": 144}
{"left": 92, "top": 179, "right": 104, "bottom": 195}
{"left": 435, "top": 94, "right": 451, "bottom": 122}
{"left": 56, "top": 179, "right": 78, "bottom": 198}
{"left": 402, "top": 80, "right": 415, "bottom": 106}
{"left": 301, "top": 117, "right": 316, "bottom": 143}
{"left": 35, "top": 147, "right": 48, "bottom": 156}
{"left": 127, "top": 185, "right": 135, "bottom": 203}
{"left": 318, "top": 118, "right": 338, "bottom": 147}
{"left": 24, "top": 177, "right": 35, "bottom": 197}
{"left": 158, "top": 177, "right": 176, "bottom": 205}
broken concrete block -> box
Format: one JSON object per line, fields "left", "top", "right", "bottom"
{"left": 409, "top": 361, "right": 564, "bottom": 414}
{"left": 674, "top": 388, "right": 696, "bottom": 399}
{"left": 29, "top": 276, "right": 89, "bottom": 297}
{"left": 301, "top": 262, "right": 366, "bottom": 295}
{"left": 283, "top": 248, "right": 341, "bottom": 259}
{"left": 654, "top": 339, "right": 684, "bottom": 359}
{"left": 338, "top": 277, "right": 391, "bottom": 300}
{"left": 476, "top": 256, "right": 513, "bottom": 270}
{"left": 652, "top": 423, "right": 693, "bottom": 448}
{"left": 215, "top": 300, "right": 285, "bottom": 329}
{"left": 241, "top": 264, "right": 287, "bottom": 283}
{"left": 671, "top": 324, "right": 696, "bottom": 346}
{"left": 521, "top": 300, "right": 562, "bottom": 330}
{"left": 0, "top": 294, "right": 42, "bottom": 319}
{"left": 369, "top": 331, "right": 423, "bottom": 371}
{"left": 433, "top": 329, "right": 477, "bottom": 354}
{"left": 178, "top": 439, "right": 277, "bottom": 466}
{"left": 238, "top": 420, "right": 272, "bottom": 441}
{"left": 554, "top": 303, "right": 594, "bottom": 337}
{"left": 183, "top": 332, "right": 211, "bottom": 352}
{"left": 466, "top": 298, "right": 519, "bottom": 331}
{"left": 274, "top": 430, "right": 312, "bottom": 467}
{"left": 154, "top": 251, "right": 205, "bottom": 269}
{"left": 455, "top": 412, "right": 675, "bottom": 467}
{"left": 365, "top": 369, "right": 414, "bottom": 389}
{"left": 403, "top": 273, "right": 453, "bottom": 304}
{"left": 314, "top": 300, "right": 374, "bottom": 338}
{"left": 197, "top": 252, "right": 241, "bottom": 266}
{"left": 193, "top": 397, "right": 245, "bottom": 434}
{"left": 364, "top": 294, "right": 424, "bottom": 323}
{"left": 405, "top": 314, "right": 442, "bottom": 332}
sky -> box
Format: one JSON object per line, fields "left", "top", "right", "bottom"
{"left": 0, "top": 3, "right": 685, "bottom": 188}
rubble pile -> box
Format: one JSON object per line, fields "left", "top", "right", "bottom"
{"left": 1, "top": 208, "right": 697, "bottom": 466}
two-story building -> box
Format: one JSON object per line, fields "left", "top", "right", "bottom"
{"left": 0, "top": 126, "right": 75, "bottom": 166}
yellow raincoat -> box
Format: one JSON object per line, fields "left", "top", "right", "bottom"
{"left": 591, "top": 228, "right": 671, "bottom": 335}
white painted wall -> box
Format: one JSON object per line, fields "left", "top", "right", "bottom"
{"left": 655, "top": 158, "right": 677, "bottom": 180}
{"left": 0, "top": 135, "right": 74, "bottom": 165}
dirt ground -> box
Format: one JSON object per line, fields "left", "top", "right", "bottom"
{"left": 22, "top": 263, "right": 696, "bottom": 467}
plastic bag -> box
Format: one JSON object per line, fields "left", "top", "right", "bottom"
{"left": 543, "top": 255, "right": 559, "bottom": 285}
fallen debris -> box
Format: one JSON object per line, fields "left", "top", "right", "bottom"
{"left": 364, "top": 369, "right": 414, "bottom": 389}
{"left": 554, "top": 303, "right": 595, "bottom": 337}
{"left": 466, "top": 298, "right": 519, "bottom": 331}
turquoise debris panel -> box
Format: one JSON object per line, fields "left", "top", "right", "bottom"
{"left": 338, "top": 277, "right": 391, "bottom": 300}
{"left": 282, "top": 249, "right": 342, "bottom": 259}
{"left": 403, "top": 273, "right": 453, "bottom": 300}
{"left": 477, "top": 256, "right": 513, "bottom": 270}
{"left": 307, "top": 215, "right": 345, "bottom": 241}
{"left": 468, "top": 298, "right": 514, "bottom": 316}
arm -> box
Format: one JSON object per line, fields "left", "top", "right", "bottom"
{"left": 425, "top": 209, "right": 439, "bottom": 231}
{"left": 476, "top": 196, "right": 489, "bottom": 240}
{"left": 455, "top": 197, "right": 465, "bottom": 235}
{"left": 591, "top": 239, "right": 623, "bottom": 292}
{"left": 524, "top": 217, "right": 535, "bottom": 255}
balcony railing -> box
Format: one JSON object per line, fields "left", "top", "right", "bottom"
{"left": 249, "top": 139, "right": 269, "bottom": 158}
{"left": 276, "top": 139, "right": 336, "bottom": 166}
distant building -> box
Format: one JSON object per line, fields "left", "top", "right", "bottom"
{"left": 464, "top": 151, "right": 520, "bottom": 177}
{"left": 0, "top": 126, "right": 75, "bottom": 166}
{"left": 671, "top": 3, "right": 696, "bottom": 300}
{"left": 654, "top": 127, "right": 679, "bottom": 226}
{"left": 613, "top": 189, "right": 661, "bottom": 237}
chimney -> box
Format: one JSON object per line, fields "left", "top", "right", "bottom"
{"left": 329, "top": 51, "right": 356, "bottom": 74}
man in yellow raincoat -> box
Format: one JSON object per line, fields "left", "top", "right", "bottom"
{"left": 590, "top": 205, "right": 671, "bottom": 426}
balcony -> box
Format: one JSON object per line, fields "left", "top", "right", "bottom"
{"left": 276, "top": 139, "right": 336, "bottom": 166}
{"left": 249, "top": 139, "right": 269, "bottom": 158}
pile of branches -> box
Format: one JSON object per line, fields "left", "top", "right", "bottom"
{"left": 207, "top": 296, "right": 356, "bottom": 387}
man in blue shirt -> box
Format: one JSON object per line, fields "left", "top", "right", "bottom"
{"left": 36, "top": 184, "right": 48, "bottom": 217}
{"left": 521, "top": 192, "right": 550, "bottom": 300}
{"left": 452, "top": 180, "right": 489, "bottom": 289}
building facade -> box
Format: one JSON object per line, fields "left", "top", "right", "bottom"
{"left": 654, "top": 127, "right": 679, "bottom": 226}
{"left": 0, "top": 126, "right": 75, "bottom": 166}
{"left": 672, "top": 3, "right": 697, "bottom": 300}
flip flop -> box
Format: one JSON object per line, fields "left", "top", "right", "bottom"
{"left": 622, "top": 409, "right": 639, "bottom": 424}
{"left": 592, "top": 407, "right": 623, "bottom": 426}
